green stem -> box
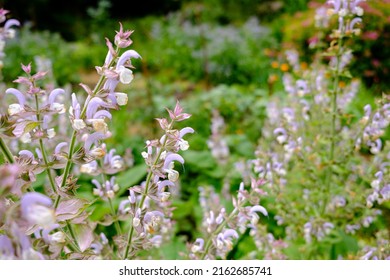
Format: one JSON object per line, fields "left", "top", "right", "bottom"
{"left": 34, "top": 94, "right": 57, "bottom": 195}
{"left": 65, "top": 220, "right": 81, "bottom": 253}
{"left": 108, "top": 197, "right": 122, "bottom": 235}
{"left": 39, "top": 139, "right": 57, "bottom": 194}
{"left": 0, "top": 137, "right": 15, "bottom": 163}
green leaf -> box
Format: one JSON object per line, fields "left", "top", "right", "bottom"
{"left": 182, "top": 150, "right": 215, "bottom": 170}
{"left": 116, "top": 164, "right": 147, "bottom": 195}
{"left": 23, "top": 121, "right": 40, "bottom": 134}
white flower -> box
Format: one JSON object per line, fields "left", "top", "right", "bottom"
{"left": 50, "top": 232, "right": 66, "bottom": 244}
{"left": 89, "top": 147, "right": 106, "bottom": 158}
{"left": 106, "top": 190, "right": 115, "bottom": 199}
{"left": 112, "top": 158, "right": 124, "bottom": 169}
{"left": 118, "top": 66, "right": 134, "bottom": 84}
{"left": 73, "top": 119, "right": 86, "bottom": 130}
{"left": 114, "top": 92, "right": 128, "bottom": 106}
{"left": 26, "top": 204, "right": 56, "bottom": 228}
{"left": 355, "top": 7, "right": 364, "bottom": 16}
{"left": 179, "top": 140, "right": 189, "bottom": 151}
{"left": 80, "top": 163, "right": 98, "bottom": 174}
{"left": 338, "top": 9, "right": 347, "bottom": 17}
{"left": 8, "top": 104, "right": 22, "bottom": 115}
{"left": 52, "top": 102, "right": 65, "bottom": 114}
{"left": 47, "top": 128, "right": 56, "bottom": 139}
{"left": 141, "top": 151, "right": 149, "bottom": 159}
{"left": 20, "top": 133, "right": 32, "bottom": 143}
{"left": 113, "top": 184, "right": 120, "bottom": 192}
{"left": 167, "top": 169, "right": 179, "bottom": 182}
{"left": 133, "top": 217, "right": 141, "bottom": 227}
{"left": 90, "top": 119, "right": 108, "bottom": 133}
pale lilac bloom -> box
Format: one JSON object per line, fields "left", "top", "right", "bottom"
{"left": 191, "top": 238, "right": 204, "bottom": 253}
{"left": 0, "top": 235, "right": 15, "bottom": 259}
{"left": 21, "top": 192, "right": 55, "bottom": 228}
{"left": 216, "top": 229, "right": 239, "bottom": 251}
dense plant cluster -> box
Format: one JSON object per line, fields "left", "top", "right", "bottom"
{"left": 0, "top": 1, "right": 389, "bottom": 260}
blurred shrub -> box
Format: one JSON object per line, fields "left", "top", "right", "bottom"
{"left": 3, "top": 24, "right": 108, "bottom": 86}
{"left": 276, "top": 0, "right": 390, "bottom": 92}
{"left": 3, "top": 25, "right": 79, "bottom": 85}
{"left": 146, "top": 13, "right": 277, "bottom": 86}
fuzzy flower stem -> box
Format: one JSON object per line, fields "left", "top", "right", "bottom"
{"left": 0, "top": 137, "right": 15, "bottom": 163}
{"left": 123, "top": 121, "right": 173, "bottom": 259}
{"left": 58, "top": 47, "right": 119, "bottom": 205}
{"left": 200, "top": 208, "right": 238, "bottom": 260}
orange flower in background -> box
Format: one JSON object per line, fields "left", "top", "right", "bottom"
{"left": 280, "top": 63, "right": 289, "bottom": 72}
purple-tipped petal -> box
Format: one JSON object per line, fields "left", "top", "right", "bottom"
{"left": 117, "top": 50, "right": 141, "bottom": 68}
{"left": 163, "top": 153, "right": 184, "bottom": 169}
{"left": 48, "top": 88, "right": 65, "bottom": 105}
{"left": 4, "top": 19, "right": 20, "bottom": 29}
{"left": 158, "top": 180, "right": 175, "bottom": 191}
{"left": 273, "top": 127, "right": 287, "bottom": 135}
{"left": 86, "top": 97, "right": 105, "bottom": 119}
{"left": 19, "top": 150, "right": 35, "bottom": 159}
{"left": 144, "top": 210, "right": 164, "bottom": 223}
{"left": 54, "top": 142, "right": 68, "bottom": 154}
{"left": 6, "top": 88, "right": 26, "bottom": 106}
{"left": 223, "top": 229, "right": 239, "bottom": 239}
{"left": 84, "top": 132, "right": 106, "bottom": 151}
{"left": 350, "top": 17, "right": 362, "bottom": 30}
{"left": 179, "top": 127, "right": 195, "bottom": 138}
{"left": 93, "top": 110, "right": 112, "bottom": 120}
{"left": 250, "top": 205, "right": 268, "bottom": 216}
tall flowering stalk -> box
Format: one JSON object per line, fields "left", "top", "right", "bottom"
{"left": 246, "top": 0, "right": 390, "bottom": 259}
{"left": 122, "top": 101, "right": 193, "bottom": 259}
{"left": 189, "top": 179, "right": 268, "bottom": 260}
{"left": 323, "top": 0, "right": 365, "bottom": 211}
{"left": 0, "top": 21, "right": 143, "bottom": 259}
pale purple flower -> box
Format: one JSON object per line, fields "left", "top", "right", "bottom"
{"left": 92, "top": 177, "right": 119, "bottom": 199}
{"left": 114, "top": 22, "right": 134, "bottom": 48}
{"left": 274, "top": 127, "right": 288, "bottom": 144}
{"left": 216, "top": 229, "right": 238, "bottom": 251}
{"left": 21, "top": 192, "right": 55, "bottom": 228}
{"left": 143, "top": 210, "right": 164, "bottom": 234}
{"left": 191, "top": 238, "right": 204, "bottom": 253}
{"left": 0, "top": 235, "right": 15, "bottom": 259}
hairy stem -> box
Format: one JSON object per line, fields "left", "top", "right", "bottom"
{"left": 0, "top": 137, "right": 15, "bottom": 163}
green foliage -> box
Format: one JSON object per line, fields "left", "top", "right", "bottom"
{"left": 3, "top": 25, "right": 81, "bottom": 85}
